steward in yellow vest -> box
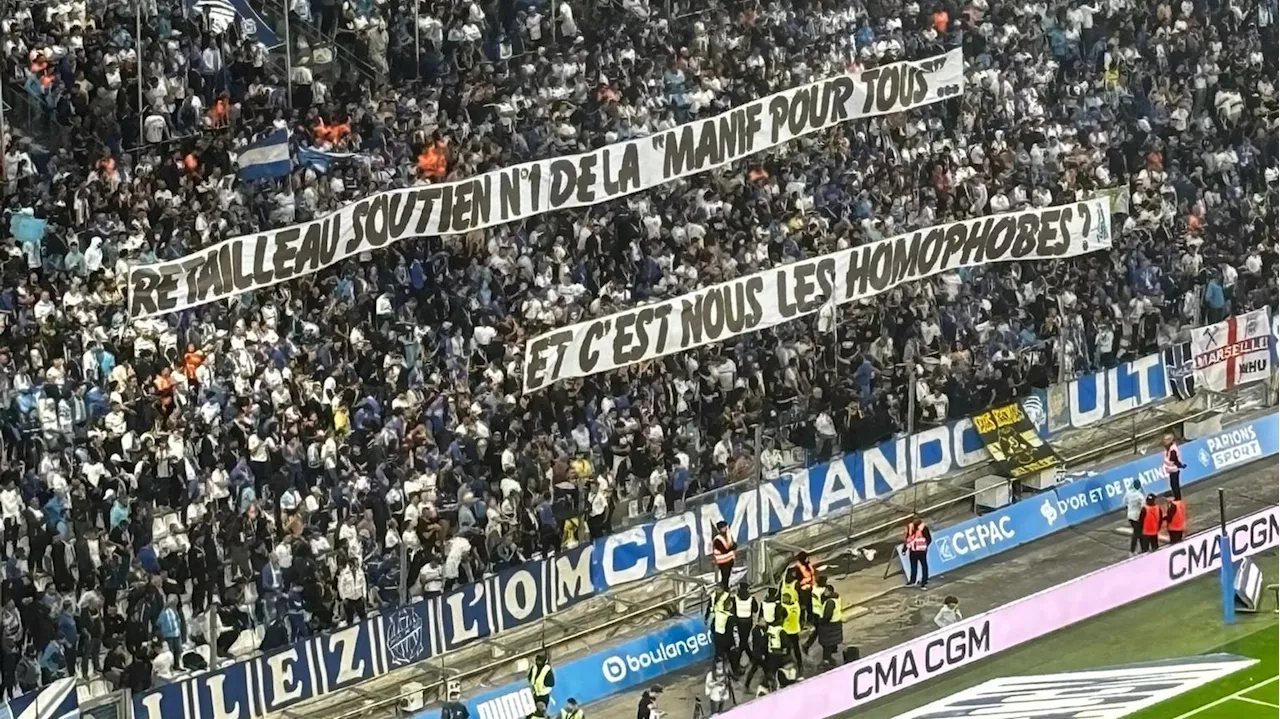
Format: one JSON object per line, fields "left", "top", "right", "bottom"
{"left": 528, "top": 653, "right": 555, "bottom": 705}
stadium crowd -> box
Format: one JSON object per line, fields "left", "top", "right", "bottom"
{"left": 0, "top": 0, "right": 1277, "bottom": 700}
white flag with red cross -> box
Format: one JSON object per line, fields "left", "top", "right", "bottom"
{"left": 1190, "top": 307, "right": 1273, "bottom": 392}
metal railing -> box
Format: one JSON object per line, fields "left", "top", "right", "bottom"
{"left": 773, "top": 382, "right": 1273, "bottom": 579}
{"left": 299, "top": 390, "right": 1260, "bottom": 719}
{"left": 251, "top": 0, "right": 383, "bottom": 86}
{"left": 294, "top": 582, "right": 713, "bottom": 719}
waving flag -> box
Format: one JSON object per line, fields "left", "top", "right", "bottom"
{"left": 297, "top": 146, "right": 361, "bottom": 173}
{"left": 237, "top": 129, "right": 291, "bottom": 181}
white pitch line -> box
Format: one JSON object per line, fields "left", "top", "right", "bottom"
{"left": 1234, "top": 696, "right": 1280, "bottom": 709}
{"left": 1170, "top": 676, "right": 1280, "bottom": 719}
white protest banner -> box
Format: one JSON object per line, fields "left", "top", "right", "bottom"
{"left": 523, "top": 197, "right": 1113, "bottom": 393}
{"left": 127, "top": 50, "right": 966, "bottom": 318}
{"left": 1190, "top": 307, "right": 1273, "bottom": 392}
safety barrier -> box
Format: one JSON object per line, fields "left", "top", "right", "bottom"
{"left": 411, "top": 615, "right": 714, "bottom": 719}
{"left": 408, "top": 413, "right": 1280, "bottom": 719}
{"left": 277, "top": 357, "right": 1228, "bottom": 719}
{"left": 903, "top": 413, "right": 1280, "bottom": 578}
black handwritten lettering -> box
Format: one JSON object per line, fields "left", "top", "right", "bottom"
{"left": 346, "top": 199, "right": 370, "bottom": 255}
{"left": 580, "top": 321, "right": 606, "bottom": 372}
{"left": 129, "top": 269, "right": 162, "bottom": 316}
{"left": 525, "top": 331, "right": 573, "bottom": 391}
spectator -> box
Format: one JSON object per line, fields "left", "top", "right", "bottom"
{"left": 934, "top": 596, "right": 962, "bottom": 628}
{"left": 0, "top": 0, "right": 1275, "bottom": 701}
{"left": 157, "top": 595, "right": 184, "bottom": 659}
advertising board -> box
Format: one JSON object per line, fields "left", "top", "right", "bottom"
{"left": 1045, "top": 352, "right": 1181, "bottom": 434}
{"left": 412, "top": 616, "right": 713, "bottom": 719}
{"left": 121, "top": 395, "right": 1031, "bottom": 719}
{"left": 727, "top": 505, "right": 1280, "bottom": 719}
{"left": 901, "top": 413, "right": 1279, "bottom": 579}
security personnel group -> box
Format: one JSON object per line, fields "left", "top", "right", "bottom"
{"left": 706, "top": 552, "right": 849, "bottom": 697}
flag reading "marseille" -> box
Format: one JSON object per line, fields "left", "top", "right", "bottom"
{"left": 125, "top": 50, "right": 965, "bottom": 318}
{"left": 1191, "top": 306, "right": 1273, "bottom": 392}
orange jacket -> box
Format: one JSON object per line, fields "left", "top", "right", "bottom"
{"left": 314, "top": 119, "right": 351, "bottom": 145}
{"left": 1167, "top": 500, "right": 1187, "bottom": 532}
{"left": 1141, "top": 504, "right": 1163, "bottom": 536}
{"left": 183, "top": 351, "right": 205, "bottom": 380}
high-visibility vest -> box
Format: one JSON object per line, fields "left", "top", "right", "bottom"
{"left": 1163, "top": 444, "right": 1180, "bottom": 474}
{"left": 760, "top": 600, "right": 778, "bottom": 623}
{"left": 713, "top": 594, "right": 732, "bottom": 633}
{"left": 766, "top": 625, "right": 784, "bottom": 653}
{"left": 528, "top": 665, "right": 552, "bottom": 695}
{"left": 562, "top": 710, "right": 584, "bottom": 719}
{"left": 713, "top": 534, "right": 736, "bottom": 565}
{"left": 734, "top": 597, "right": 755, "bottom": 619}
{"left": 779, "top": 579, "right": 798, "bottom": 605}
{"left": 810, "top": 585, "right": 827, "bottom": 614}
{"left": 824, "top": 597, "right": 844, "bottom": 624}
{"left": 1141, "top": 505, "right": 1162, "bottom": 536}
{"left": 782, "top": 601, "right": 800, "bottom": 635}
{"left": 905, "top": 523, "right": 928, "bottom": 552}
{"left": 1168, "top": 500, "right": 1187, "bottom": 532}
{"left": 713, "top": 607, "right": 730, "bottom": 634}
{"left": 795, "top": 561, "right": 815, "bottom": 590}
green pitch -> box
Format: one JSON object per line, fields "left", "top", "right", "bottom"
{"left": 844, "top": 552, "right": 1279, "bottom": 719}
{"left": 1125, "top": 623, "right": 1277, "bottom": 719}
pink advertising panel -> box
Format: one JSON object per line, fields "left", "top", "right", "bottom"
{"left": 723, "top": 506, "right": 1280, "bottom": 719}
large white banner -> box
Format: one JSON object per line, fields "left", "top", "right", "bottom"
{"left": 126, "top": 50, "right": 966, "bottom": 318}
{"left": 523, "top": 198, "right": 1114, "bottom": 393}
{"left": 1191, "top": 306, "right": 1273, "bottom": 392}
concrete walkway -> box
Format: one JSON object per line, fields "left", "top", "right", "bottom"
{"left": 583, "top": 441, "right": 1278, "bottom": 719}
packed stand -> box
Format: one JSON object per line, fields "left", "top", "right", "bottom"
{"left": 0, "top": 0, "right": 1277, "bottom": 702}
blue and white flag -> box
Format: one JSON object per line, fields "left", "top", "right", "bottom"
{"left": 237, "top": 129, "right": 291, "bottom": 181}
{"left": 296, "top": 146, "right": 360, "bottom": 174}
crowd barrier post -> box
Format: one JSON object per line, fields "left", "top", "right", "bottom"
{"left": 135, "top": 0, "right": 144, "bottom": 143}
{"left": 1217, "top": 488, "right": 1236, "bottom": 625}
{"left": 284, "top": 0, "right": 294, "bottom": 111}
{"left": 413, "top": 0, "right": 420, "bottom": 79}
{"left": 209, "top": 513, "right": 220, "bottom": 667}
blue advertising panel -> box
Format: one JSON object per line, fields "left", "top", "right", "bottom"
{"left": 1045, "top": 351, "right": 1179, "bottom": 434}
{"left": 908, "top": 413, "right": 1280, "bottom": 579}
{"left": 586, "top": 395, "right": 1049, "bottom": 590}
{"left": 133, "top": 546, "right": 597, "bottom": 719}
{"left": 133, "top": 389, "right": 1061, "bottom": 719}
{"left": 412, "top": 615, "right": 712, "bottom": 719}
{"left": 5, "top": 678, "right": 78, "bottom": 719}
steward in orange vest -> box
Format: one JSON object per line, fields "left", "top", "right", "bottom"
{"left": 791, "top": 552, "right": 817, "bottom": 624}
{"left": 712, "top": 521, "right": 736, "bottom": 590}
{"left": 1140, "top": 495, "right": 1164, "bottom": 553}
{"left": 903, "top": 517, "right": 931, "bottom": 588}
{"left": 1166, "top": 499, "right": 1187, "bottom": 544}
